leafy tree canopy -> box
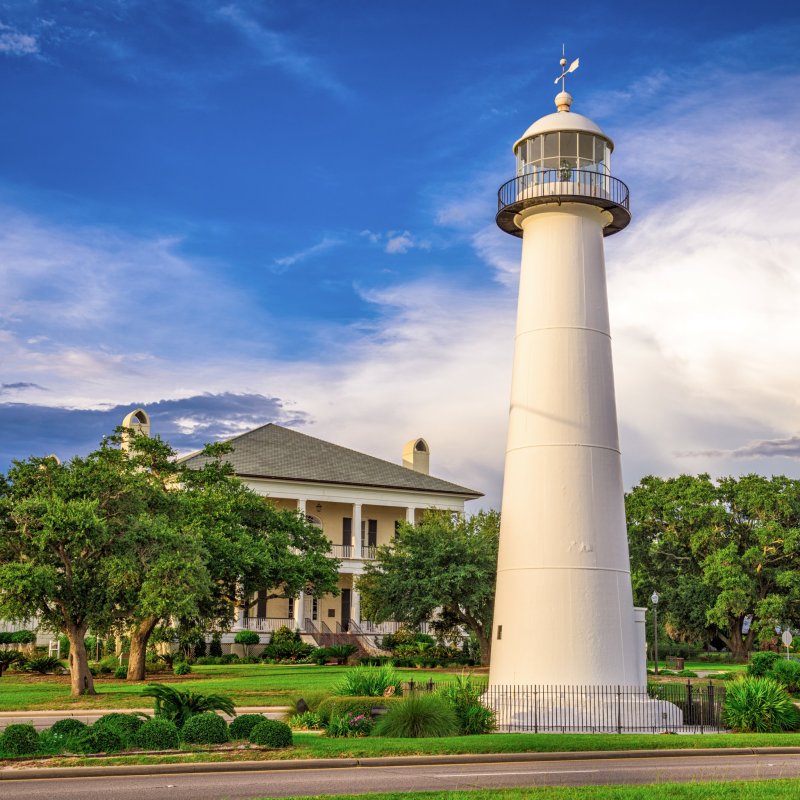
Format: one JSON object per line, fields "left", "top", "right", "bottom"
{"left": 626, "top": 473, "right": 800, "bottom": 661}
{"left": 357, "top": 509, "right": 499, "bottom": 665}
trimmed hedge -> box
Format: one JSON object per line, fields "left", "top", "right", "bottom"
{"left": 316, "top": 695, "right": 398, "bottom": 725}
{"left": 0, "top": 724, "right": 39, "bottom": 756}
{"left": 77, "top": 726, "right": 124, "bottom": 754}
{"left": 249, "top": 719, "right": 292, "bottom": 748}
{"left": 50, "top": 718, "right": 88, "bottom": 739}
{"left": 181, "top": 712, "right": 229, "bottom": 744}
{"left": 93, "top": 713, "right": 145, "bottom": 745}
{"left": 229, "top": 713, "right": 267, "bottom": 740}
{"left": 133, "top": 717, "right": 180, "bottom": 750}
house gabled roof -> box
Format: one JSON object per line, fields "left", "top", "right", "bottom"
{"left": 179, "top": 424, "right": 482, "bottom": 498}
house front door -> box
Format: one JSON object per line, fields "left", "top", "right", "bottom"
{"left": 341, "top": 589, "right": 351, "bottom": 632}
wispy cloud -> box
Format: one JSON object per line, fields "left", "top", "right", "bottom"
{"left": 680, "top": 437, "right": 800, "bottom": 460}
{"left": 360, "top": 229, "right": 431, "bottom": 255}
{"left": 216, "top": 4, "right": 351, "bottom": 100}
{"left": 0, "top": 22, "right": 38, "bottom": 56}
{"left": 273, "top": 236, "right": 344, "bottom": 270}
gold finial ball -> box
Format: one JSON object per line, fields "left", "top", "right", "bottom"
{"left": 555, "top": 90, "right": 573, "bottom": 112}
{"left": 560, "top": 57, "right": 567, "bottom": 67}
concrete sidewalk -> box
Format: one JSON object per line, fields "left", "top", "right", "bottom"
{"left": 4, "top": 746, "right": 800, "bottom": 782}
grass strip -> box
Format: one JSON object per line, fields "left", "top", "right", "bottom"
{"left": 5, "top": 731, "right": 800, "bottom": 769}
{"left": 251, "top": 782, "right": 800, "bottom": 800}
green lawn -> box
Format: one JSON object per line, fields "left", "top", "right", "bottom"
{"left": 252, "top": 784, "right": 800, "bottom": 800}
{"left": 0, "top": 664, "right": 470, "bottom": 711}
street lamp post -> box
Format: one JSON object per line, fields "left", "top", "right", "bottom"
{"left": 651, "top": 592, "right": 660, "bottom": 675}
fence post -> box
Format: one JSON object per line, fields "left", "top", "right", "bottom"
{"left": 616, "top": 685, "right": 622, "bottom": 734}
{"left": 534, "top": 686, "right": 538, "bottom": 734}
{"left": 686, "top": 680, "right": 695, "bottom": 732}
{"left": 707, "top": 681, "right": 716, "bottom": 732}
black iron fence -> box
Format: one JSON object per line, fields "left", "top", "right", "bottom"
{"left": 401, "top": 680, "right": 727, "bottom": 734}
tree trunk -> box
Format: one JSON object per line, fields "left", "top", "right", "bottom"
{"left": 719, "top": 620, "right": 752, "bottom": 663}
{"left": 476, "top": 627, "right": 492, "bottom": 667}
{"left": 66, "top": 623, "right": 95, "bottom": 696}
{"left": 127, "top": 617, "right": 159, "bottom": 681}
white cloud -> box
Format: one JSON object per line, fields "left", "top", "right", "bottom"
{"left": 273, "top": 236, "right": 344, "bottom": 270}
{"left": 384, "top": 230, "right": 430, "bottom": 255}
{"left": 0, "top": 25, "right": 38, "bottom": 57}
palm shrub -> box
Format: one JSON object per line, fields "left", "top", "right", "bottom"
{"left": 0, "top": 724, "right": 40, "bottom": 756}
{"left": 23, "top": 655, "right": 63, "bottom": 674}
{"left": 437, "top": 674, "right": 495, "bottom": 735}
{"left": 229, "top": 713, "right": 267, "bottom": 740}
{"left": 325, "top": 644, "right": 358, "bottom": 664}
{"left": 0, "top": 649, "right": 25, "bottom": 677}
{"left": 334, "top": 663, "right": 402, "bottom": 696}
{"left": 372, "top": 693, "right": 460, "bottom": 738}
{"left": 723, "top": 676, "right": 800, "bottom": 732}
{"left": 142, "top": 683, "right": 236, "bottom": 728}
{"left": 250, "top": 719, "right": 293, "bottom": 748}
{"left": 133, "top": 717, "right": 180, "bottom": 750}
{"left": 181, "top": 712, "right": 229, "bottom": 744}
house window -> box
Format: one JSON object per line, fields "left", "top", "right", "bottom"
{"left": 361, "top": 519, "right": 377, "bottom": 549}
{"left": 342, "top": 517, "right": 352, "bottom": 547}
{"left": 288, "top": 597, "right": 294, "bottom": 619}
{"left": 312, "top": 597, "right": 318, "bottom": 621}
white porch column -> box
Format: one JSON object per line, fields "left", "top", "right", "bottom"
{"left": 297, "top": 497, "right": 307, "bottom": 515}
{"left": 406, "top": 506, "right": 415, "bottom": 524}
{"left": 294, "top": 591, "right": 305, "bottom": 631}
{"left": 236, "top": 605, "right": 246, "bottom": 629}
{"left": 353, "top": 502, "right": 362, "bottom": 557}
{"left": 351, "top": 588, "right": 361, "bottom": 625}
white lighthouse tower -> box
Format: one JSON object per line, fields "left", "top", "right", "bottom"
{"left": 489, "top": 58, "right": 647, "bottom": 690}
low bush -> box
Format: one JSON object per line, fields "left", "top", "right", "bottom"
{"left": 93, "top": 713, "right": 145, "bottom": 745}
{"left": 290, "top": 691, "right": 328, "bottom": 713}
{"left": 373, "top": 692, "right": 460, "bottom": 738}
{"left": 334, "top": 663, "right": 402, "bottom": 697}
{"left": 50, "top": 718, "right": 88, "bottom": 739}
{"left": 194, "top": 656, "right": 222, "bottom": 665}
{"left": 181, "top": 712, "right": 229, "bottom": 744}
{"left": 77, "top": 725, "right": 124, "bottom": 754}
{"left": 219, "top": 653, "right": 240, "bottom": 664}
{"left": 326, "top": 712, "right": 373, "bottom": 738}
{"left": 676, "top": 669, "right": 699, "bottom": 678}
{"left": 0, "top": 724, "right": 40, "bottom": 756}
{"left": 768, "top": 659, "right": 800, "bottom": 693}
{"left": 114, "top": 665, "right": 128, "bottom": 679}
{"left": 288, "top": 711, "right": 321, "bottom": 730}
{"left": 723, "top": 676, "right": 800, "bottom": 732}
{"left": 174, "top": 662, "right": 192, "bottom": 675}
{"left": 133, "top": 717, "right": 180, "bottom": 750}
{"left": 250, "top": 719, "right": 292, "bottom": 748}
{"left": 98, "top": 655, "right": 120, "bottom": 674}
{"left": 229, "top": 713, "right": 267, "bottom": 740}
{"left": 316, "top": 695, "right": 394, "bottom": 725}
{"left": 749, "top": 651, "right": 781, "bottom": 677}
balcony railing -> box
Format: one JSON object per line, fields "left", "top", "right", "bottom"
{"left": 328, "top": 544, "right": 377, "bottom": 560}
{"left": 496, "top": 169, "right": 631, "bottom": 237}
{"left": 242, "top": 616, "right": 296, "bottom": 632}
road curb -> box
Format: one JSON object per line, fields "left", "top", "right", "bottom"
{"left": 4, "top": 746, "right": 800, "bottom": 781}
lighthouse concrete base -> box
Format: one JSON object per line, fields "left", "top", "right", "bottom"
{"left": 483, "top": 687, "right": 684, "bottom": 733}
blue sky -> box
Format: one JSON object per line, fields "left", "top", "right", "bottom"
{"left": 1, "top": 1, "right": 799, "bottom": 508}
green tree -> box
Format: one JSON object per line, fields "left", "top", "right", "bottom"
{"left": 357, "top": 510, "right": 499, "bottom": 665}
{"left": 626, "top": 473, "right": 800, "bottom": 661}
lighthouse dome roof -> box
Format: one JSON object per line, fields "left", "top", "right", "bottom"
{"left": 513, "top": 110, "right": 614, "bottom": 154}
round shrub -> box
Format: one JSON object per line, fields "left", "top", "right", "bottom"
{"left": 229, "top": 713, "right": 267, "bottom": 740}
{"left": 93, "top": 713, "right": 145, "bottom": 745}
{"left": 748, "top": 651, "right": 781, "bottom": 677}
{"left": 250, "top": 719, "right": 293, "bottom": 748}
{"left": 373, "top": 693, "right": 460, "bottom": 738}
{"left": 114, "top": 665, "right": 128, "bottom": 679}
{"left": 723, "top": 676, "right": 800, "bottom": 732}
{"left": 173, "top": 662, "right": 191, "bottom": 676}
{"left": 77, "top": 726, "right": 124, "bottom": 754}
{"left": 181, "top": 712, "right": 229, "bottom": 744}
{"left": 1, "top": 724, "right": 40, "bottom": 756}
{"left": 50, "top": 718, "right": 88, "bottom": 739}
{"left": 133, "top": 717, "right": 180, "bottom": 750}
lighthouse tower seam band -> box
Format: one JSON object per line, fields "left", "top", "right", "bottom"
{"left": 489, "top": 56, "right": 646, "bottom": 688}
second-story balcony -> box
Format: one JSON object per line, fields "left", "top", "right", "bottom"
{"left": 496, "top": 168, "right": 630, "bottom": 237}
{"left": 328, "top": 544, "right": 378, "bottom": 560}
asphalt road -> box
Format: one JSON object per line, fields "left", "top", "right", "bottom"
{"left": 5, "top": 753, "right": 800, "bottom": 800}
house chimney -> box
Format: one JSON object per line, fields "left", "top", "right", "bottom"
{"left": 402, "top": 438, "right": 430, "bottom": 475}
